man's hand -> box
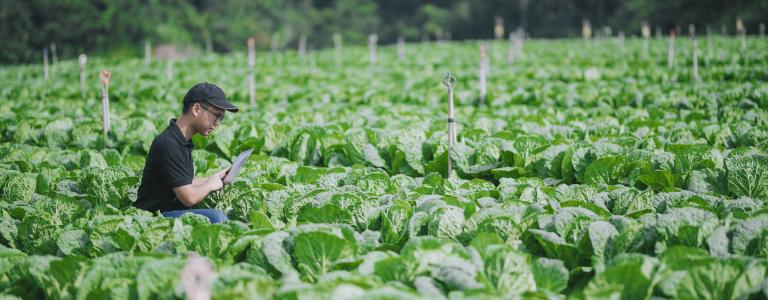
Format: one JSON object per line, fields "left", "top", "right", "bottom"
{"left": 205, "top": 172, "right": 224, "bottom": 191}
{"left": 216, "top": 168, "right": 230, "bottom": 182}
{"left": 173, "top": 168, "right": 231, "bottom": 207}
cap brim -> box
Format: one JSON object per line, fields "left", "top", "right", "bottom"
{"left": 208, "top": 101, "right": 239, "bottom": 113}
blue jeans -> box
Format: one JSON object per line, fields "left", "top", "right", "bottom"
{"left": 162, "top": 209, "right": 229, "bottom": 224}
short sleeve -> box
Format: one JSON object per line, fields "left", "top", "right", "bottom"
{"left": 157, "top": 142, "right": 193, "bottom": 188}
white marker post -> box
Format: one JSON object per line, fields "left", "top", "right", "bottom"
{"left": 270, "top": 34, "right": 279, "bottom": 52}
{"left": 668, "top": 30, "right": 676, "bottom": 68}
{"left": 760, "top": 23, "right": 766, "bottom": 37}
{"left": 298, "top": 35, "right": 307, "bottom": 58}
{"left": 247, "top": 37, "right": 256, "bottom": 107}
{"left": 205, "top": 34, "right": 213, "bottom": 55}
{"left": 516, "top": 28, "right": 525, "bottom": 56}
{"left": 617, "top": 31, "right": 625, "bottom": 52}
{"left": 582, "top": 19, "right": 592, "bottom": 39}
{"left": 368, "top": 34, "right": 378, "bottom": 64}
{"left": 737, "top": 19, "right": 746, "bottom": 50}
{"left": 479, "top": 44, "right": 488, "bottom": 103}
{"left": 507, "top": 32, "right": 516, "bottom": 64}
{"left": 50, "top": 43, "right": 58, "bottom": 65}
{"left": 397, "top": 36, "right": 406, "bottom": 61}
{"left": 642, "top": 22, "right": 651, "bottom": 57}
{"left": 494, "top": 16, "right": 504, "bottom": 40}
{"left": 79, "top": 54, "right": 87, "bottom": 99}
{"left": 99, "top": 70, "right": 111, "bottom": 135}
{"left": 42, "top": 48, "right": 49, "bottom": 80}
{"left": 166, "top": 57, "right": 174, "bottom": 81}
{"left": 690, "top": 24, "right": 699, "bottom": 82}
{"left": 706, "top": 26, "right": 713, "bottom": 59}
{"left": 145, "top": 40, "right": 151, "bottom": 65}
{"left": 443, "top": 72, "right": 457, "bottom": 178}
{"left": 181, "top": 255, "right": 214, "bottom": 300}
{"left": 333, "top": 32, "right": 342, "bottom": 67}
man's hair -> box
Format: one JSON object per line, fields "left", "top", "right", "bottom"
{"left": 182, "top": 101, "right": 200, "bottom": 114}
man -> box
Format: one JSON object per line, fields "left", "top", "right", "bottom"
{"left": 134, "top": 82, "right": 238, "bottom": 223}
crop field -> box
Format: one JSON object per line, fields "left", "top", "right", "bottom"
{"left": 1, "top": 36, "right": 768, "bottom": 299}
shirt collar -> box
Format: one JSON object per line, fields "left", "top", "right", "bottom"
{"left": 169, "top": 119, "right": 193, "bottom": 148}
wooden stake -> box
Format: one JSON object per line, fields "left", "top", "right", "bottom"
{"left": 247, "top": 37, "right": 256, "bottom": 107}
{"left": 668, "top": 30, "right": 676, "bottom": 68}
{"left": 368, "top": 34, "right": 378, "bottom": 64}
{"left": 99, "top": 70, "right": 111, "bottom": 135}
{"left": 397, "top": 36, "right": 406, "bottom": 61}
{"left": 443, "top": 72, "right": 457, "bottom": 178}
{"left": 79, "top": 54, "right": 87, "bottom": 99}
{"left": 145, "top": 40, "right": 151, "bottom": 65}
{"left": 42, "top": 48, "right": 49, "bottom": 80}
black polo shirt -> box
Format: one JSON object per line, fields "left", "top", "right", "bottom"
{"left": 134, "top": 119, "right": 194, "bottom": 212}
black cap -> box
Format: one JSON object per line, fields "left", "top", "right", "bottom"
{"left": 183, "top": 82, "right": 238, "bottom": 112}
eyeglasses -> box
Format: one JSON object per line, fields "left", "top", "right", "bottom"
{"left": 199, "top": 103, "right": 225, "bottom": 123}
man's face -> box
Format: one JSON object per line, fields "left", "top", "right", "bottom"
{"left": 192, "top": 103, "right": 225, "bottom": 136}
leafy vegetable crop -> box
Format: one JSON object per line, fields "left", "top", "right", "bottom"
{"left": 1, "top": 36, "right": 767, "bottom": 299}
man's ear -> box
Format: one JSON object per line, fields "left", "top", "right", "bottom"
{"left": 191, "top": 103, "right": 201, "bottom": 117}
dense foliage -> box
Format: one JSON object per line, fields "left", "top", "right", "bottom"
{"left": 2, "top": 0, "right": 767, "bottom": 63}
{"left": 0, "top": 35, "right": 767, "bottom": 299}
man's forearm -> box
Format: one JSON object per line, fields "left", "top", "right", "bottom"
{"left": 174, "top": 180, "right": 216, "bottom": 207}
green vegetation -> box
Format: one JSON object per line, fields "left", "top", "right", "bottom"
{"left": 2, "top": 0, "right": 766, "bottom": 63}
{"left": 0, "top": 35, "right": 767, "bottom": 299}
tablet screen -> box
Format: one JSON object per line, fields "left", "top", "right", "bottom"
{"left": 223, "top": 148, "right": 254, "bottom": 184}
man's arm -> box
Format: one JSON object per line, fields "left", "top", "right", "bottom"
{"left": 173, "top": 169, "right": 227, "bottom": 207}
